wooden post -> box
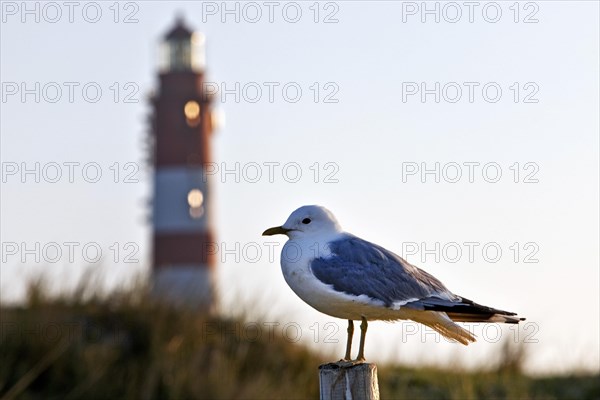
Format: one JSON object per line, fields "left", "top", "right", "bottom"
{"left": 319, "top": 362, "right": 380, "bottom": 400}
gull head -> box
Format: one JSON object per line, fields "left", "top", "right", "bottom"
{"left": 262, "top": 205, "right": 342, "bottom": 240}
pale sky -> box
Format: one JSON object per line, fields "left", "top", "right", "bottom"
{"left": 1, "top": 1, "right": 598, "bottom": 374}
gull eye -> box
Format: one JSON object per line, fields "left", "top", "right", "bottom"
{"left": 302, "top": 218, "right": 311, "bottom": 224}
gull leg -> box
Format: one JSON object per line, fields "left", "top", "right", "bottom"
{"left": 356, "top": 316, "right": 368, "bottom": 361}
{"left": 344, "top": 320, "right": 354, "bottom": 361}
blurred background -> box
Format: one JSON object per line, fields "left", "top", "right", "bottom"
{"left": 1, "top": 1, "right": 599, "bottom": 398}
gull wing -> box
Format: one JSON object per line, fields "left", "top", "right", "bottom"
{"left": 310, "top": 234, "right": 456, "bottom": 307}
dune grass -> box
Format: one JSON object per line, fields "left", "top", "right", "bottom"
{"left": 1, "top": 276, "right": 598, "bottom": 399}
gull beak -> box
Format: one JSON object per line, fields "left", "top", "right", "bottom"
{"left": 262, "top": 226, "right": 291, "bottom": 236}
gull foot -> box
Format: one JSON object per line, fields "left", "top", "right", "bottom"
{"left": 332, "top": 359, "right": 366, "bottom": 368}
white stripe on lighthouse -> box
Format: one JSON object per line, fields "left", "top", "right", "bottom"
{"left": 153, "top": 166, "right": 211, "bottom": 233}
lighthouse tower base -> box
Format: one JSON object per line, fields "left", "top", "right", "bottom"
{"left": 152, "top": 266, "right": 216, "bottom": 312}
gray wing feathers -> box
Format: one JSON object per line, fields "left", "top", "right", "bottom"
{"left": 310, "top": 234, "right": 455, "bottom": 306}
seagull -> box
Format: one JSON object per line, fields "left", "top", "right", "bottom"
{"left": 263, "top": 205, "right": 525, "bottom": 362}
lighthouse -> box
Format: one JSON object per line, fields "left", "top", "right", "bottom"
{"left": 150, "top": 18, "right": 216, "bottom": 309}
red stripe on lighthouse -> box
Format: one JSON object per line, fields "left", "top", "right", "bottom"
{"left": 154, "top": 232, "right": 216, "bottom": 267}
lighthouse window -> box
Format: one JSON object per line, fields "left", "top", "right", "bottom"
{"left": 184, "top": 100, "right": 201, "bottom": 127}
{"left": 187, "top": 189, "right": 204, "bottom": 208}
{"left": 188, "top": 189, "right": 204, "bottom": 219}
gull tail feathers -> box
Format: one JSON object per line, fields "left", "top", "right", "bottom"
{"left": 415, "top": 311, "right": 476, "bottom": 345}
{"left": 406, "top": 296, "right": 526, "bottom": 325}
{"left": 446, "top": 312, "right": 524, "bottom": 324}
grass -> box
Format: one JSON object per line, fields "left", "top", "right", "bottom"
{"left": 1, "top": 275, "right": 598, "bottom": 399}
